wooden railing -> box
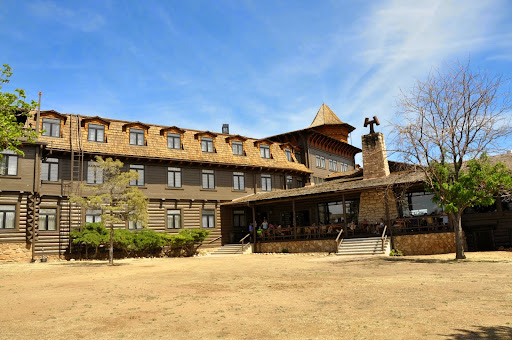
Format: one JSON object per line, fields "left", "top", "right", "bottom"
{"left": 240, "top": 233, "right": 251, "bottom": 253}
{"left": 207, "top": 236, "right": 222, "bottom": 244}
{"left": 381, "top": 225, "right": 387, "bottom": 251}
{"left": 335, "top": 229, "right": 344, "bottom": 249}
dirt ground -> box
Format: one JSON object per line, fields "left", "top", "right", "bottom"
{"left": 1, "top": 252, "right": 512, "bottom": 340}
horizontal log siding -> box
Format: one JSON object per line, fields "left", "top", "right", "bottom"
{"left": 462, "top": 212, "right": 512, "bottom": 249}
{"left": 0, "top": 193, "right": 27, "bottom": 243}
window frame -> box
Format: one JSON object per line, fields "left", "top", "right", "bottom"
{"left": 129, "top": 164, "right": 145, "bottom": 186}
{"left": 85, "top": 209, "right": 102, "bottom": 224}
{"left": 285, "top": 148, "right": 292, "bottom": 161}
{"left": 201, "top": 137, "right": 214, "bottom": 153}
{"left": 129, "top": 128, "right": 145, "bottom": 146}
{"left": 41, "top": 157, "right": 59, "bottom": 182}
{"left": 232, "top": 141, "right": 244, "bottom": 156}
{"left": 88, "top": 124, "right": 105, "bottom": 143}
{"left": 0, "top": 150, "right": 18, "bottom": 176}
{"left": 167, "top": 133, "right": 181, "bottom": 150}
{"left": 0, "top": 204, "right": 16, "bottom": 230}
{"left": 39, "top": 207, "right": 58, "bottom": 231}
{"left": 286, "top": 175, "right": 293, "bottom": 189}
{"left": 42, "top": 118, "right": 61, "bottom": 138}
{"left": 166, "top": 209, "right": 182, "bottom": 229}
{"left": 87, "top": 161, "right": 103, "bottom": 184}
{"left": 261, "top": 174, "right": 272, "bottom": 192}
{"left": 260, "top": 145, "right": 270, "bottom": 159}
{"left": 167, "top": 167, "right": 182, "bottom": 188}
{"left": 202, "top": 169, "right": 215, "bottom": 189}
{"left": 233, "top": 172, "right": 245, "bottom": 191}
{"left": 127, "top": 220, "right": 143, "bottom": 230}
{"left": 202, "top": 209, "right": 215, "bottom": 228}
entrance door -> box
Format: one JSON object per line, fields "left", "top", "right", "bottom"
{"left": 474, "top": 229, "right": 495, "bottom": 251}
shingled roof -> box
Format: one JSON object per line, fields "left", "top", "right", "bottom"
{"left": 29, "top": 112, "right": 312, "bottom": 174}
{"left": 309, "top": 103, "right": 345, "bottom": 127}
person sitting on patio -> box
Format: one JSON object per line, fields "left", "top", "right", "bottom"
{"left": 256, "top": 227, "right": 262, "bottom": 239}
{"left": 348, "top": 221, "right": 356, "bottom": 235}
{"left": 261, "top": 218, "right": 268, "bottom": 231}
{"left": 327, "top": 224, "right": 335, "bottom": 234}
{"left": 376, "top": 218, "right": 385, "bottom": 234}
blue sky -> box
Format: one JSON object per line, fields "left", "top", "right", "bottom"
{"left": 2, "top": 0, "right": 512, "bottom": 162}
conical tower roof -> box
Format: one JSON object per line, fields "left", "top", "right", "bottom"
{"left": 309, "top": 104, "right": 345, "bottom": 127}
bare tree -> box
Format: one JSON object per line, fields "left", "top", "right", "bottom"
{"left": 392, "top": 60, "right": 512, "bottom": 259}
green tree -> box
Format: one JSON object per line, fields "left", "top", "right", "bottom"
{"left": 0, "top": 64, "right": 38, "bottom": 156}
{"left": 393, "top": 60, "right": 512, "bottom": 259}
{"left": 71, "top": 156, "right": 149, "bottom": 265}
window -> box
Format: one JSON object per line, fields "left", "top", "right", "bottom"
{"left": 0, "top": 150, "right": 18, "bottom": 176}
{"left": 87, "top": 161, "right": 103, "bottom": 184}
{"left": 202, "top": 209, "right": 215, "bottom": 228}
{"left": 400, "top": 192, "right": 443, "bottom": 217}
{"left": 233, "top": 172, "right": 245, "bottom": 191}
{"left": 202, "top": 169, "right": 215, "bottom": 189}
{"left": 167, "top": 133, "right": 181, "bottom": 149}
{"left": 260, "top": 145, "right": 270, "bottom": 159}
{"left": 339, "top": 163, "right": 348, "bottom": 172}
{"left": 41, "top": 158, "right": 59, "bottom": 182}
{"left": 42, "top": 118, "right": 60, "bottom": 137}
{"left": 318, "top": 199, "right": 359, "bottom": 225}
{"left": 320, "top": 156, "right": 325, "bottom": 168}
{"left": 85, "top": 209, "right": 101, "bottom": 223}
{"left": 316, "top": 155, "right": 321, "bottom": 168}
{"left": 233, "top": 210, "right": 246, "bottom": 227}
{"left": 201, "top": 137, "right": 214, "bottom": 153}
{"left": 261, "top": 174, "right": 272, "bottom": 191}
{"left": 232, "top": 141, "right": 243, "bottom": 156}
{"left": 128, "top": 220, "right": 143, "bottom": 230}
{"left": 167, "top": 210, "right": 181, "bottom": 229}
{"left": 0, "top": 205, "right": 16, "bottom": 229}
{"left": 285, "top": 149, "right": 292, "bottom": 161}
{"left": 286, "top": 175, "right": 293, "bottom": 189}
{"left": 88, "top": 124, "right": 105, "bottom": 142}
{"left": 39, "top": 208, "right": 57, "bottom": 231}
{"left": 329, "top": 159, "right": 337, "bottom": 171}
{"left": 129, "top": 128, "right": 145, "bottom": 146}
{"left": 295, "top": 152, "right": 302, "bottom": 164}
{"left": 297, "top": 178, "right": 303, "bottom": 188}
{"left": 167, "top": 167, "right": 182, "bottom": 188}
{"left": 130, "top": 164, "right": 145, "bottom": 186}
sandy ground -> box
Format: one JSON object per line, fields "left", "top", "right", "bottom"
{"left": 1, "top": 252, "right": 512, "bottom": 340}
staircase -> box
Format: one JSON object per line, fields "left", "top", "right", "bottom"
{"left": 210, "top": 243, "right": 252, "bottom": 256}
{"left": 336, "top": 237, "right": 391, "bottom": 256}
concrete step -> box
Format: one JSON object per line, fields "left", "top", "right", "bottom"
{"left": 337, "top": 238, "right": 390, "bottom": 256}
{"left": 210, "top": 244, "right": 250, "bottom": 256}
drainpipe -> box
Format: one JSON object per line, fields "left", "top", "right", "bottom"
{"left": 31, "top": 92, "right": 42, "bottom": 262}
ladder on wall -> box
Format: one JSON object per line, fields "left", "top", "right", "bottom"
{"left": 64, "top": 115, "right": 84, "bottom": 256}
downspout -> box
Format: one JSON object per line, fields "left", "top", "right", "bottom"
{"left": 31, "top": 92, "right": 42, "bottom": 262}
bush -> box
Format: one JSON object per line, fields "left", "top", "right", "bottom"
{"left": 113, "top": 229, "right": 135, "bottom": 254}
{"left": 70, "top": 223, "right": 108, "bottom": 258}
{"left": 390, "top": 249, "right": 404, "bottom": 256}
{"left": 281, "top": 248, "right": 289, "bottom": 253}
{"left": 133, "top": 228, "right": 166, "bottom": 252}
{"left": 168, "top": 229, "right": 210, "bottom": 257}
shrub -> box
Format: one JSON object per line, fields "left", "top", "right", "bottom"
{"left": 168, "top": 229, "right": 210, "bottom": 257}
{"left": 113, "top": 229, "right": 135, "bottom": 254}
{"left": 281, "top": 248, "right": 289, "bottom": 253}
{"left": 133, "top": 228, "right": 166, "bottom": 252}
{"left": 70, "top": 223, "right": 108, "bottom": 258}
{"left": 390, "top": 249, "right": 404, "bottom": 256}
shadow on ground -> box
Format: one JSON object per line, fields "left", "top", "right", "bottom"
{"left": 442, "top": 326, "right": 512, "bottom": 339}
{"left": 50, "top": 261, "right": 129, "bottom": 267}
{"left": 382, "top": 257, "right": 512, "bottom": 264}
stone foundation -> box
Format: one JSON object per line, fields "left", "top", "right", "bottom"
{"left": 0, "top": 242, "right": 32, "bottom": 262}
{"left": 259, "top": 239, "right": 336, "bottom": 253}
{"left": 393, "top": 232, "right": 460, "bottom": 255}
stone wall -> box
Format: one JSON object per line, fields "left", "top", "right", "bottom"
{"left": 358, "top": 189, "right": 398, "bottom": 225}
{"left": 362, "top": 132, "right": 390, "bottom": 180}
{"left": 393, "top": 232, "right": 460, "bottom": 255}
{"left": 0, "top": 242, "right": 32, "bottom": 262}
{"left": 259, "top": 239, "right": 336, "bottom": 253}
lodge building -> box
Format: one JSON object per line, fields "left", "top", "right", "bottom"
{"left": 1, "top": 103, "right": 511, "bottom": 261}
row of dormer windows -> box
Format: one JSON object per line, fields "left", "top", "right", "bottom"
{"left": 40, "top": 117, "right": 296, "bottom": 161}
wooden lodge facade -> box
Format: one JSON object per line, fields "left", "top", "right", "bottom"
{"left": 0, "top": 104, "right": 363, "bottom": 260}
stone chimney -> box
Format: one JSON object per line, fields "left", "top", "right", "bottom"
{"left": 362, "top": 132, "right": 390, "bottom": 180}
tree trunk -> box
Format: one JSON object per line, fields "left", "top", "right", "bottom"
{"left": 453, "top": 212, "right": 466, "bottom": 260}
{"left": 109, "top": 225, "right": 114, "bottom": 265}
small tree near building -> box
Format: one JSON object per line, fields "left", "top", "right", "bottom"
{"left": 393, "top": 60, "right": 512, "bottom": 259}
{"left": 71, "top": 156, "right": 148, "bottom": 265}
{"left": 0, "top": 64, "right": 38, "bottom": 156}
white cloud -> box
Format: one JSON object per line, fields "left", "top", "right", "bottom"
{"left": 28, "top": 1, "right": 105, "bottom": 32}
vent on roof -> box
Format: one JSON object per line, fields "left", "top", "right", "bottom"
{"left": 222, "top": 124, "right": 229, "bottom": 134}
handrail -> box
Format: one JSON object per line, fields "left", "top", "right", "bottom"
{"left": 381, "top": 225, "right": 387, "bottom": 251}
{"left": 207, "top": 236, "right": 222, "bottom": 244}
{"left": 335, "top": 228, "right": 344, "bottom": 248}
{"left": 240, "top": 233, "right": 251, "bottom": 253}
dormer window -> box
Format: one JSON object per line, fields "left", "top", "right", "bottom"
{"left": 232, "top": 141, "right": 243, "bottom": 156}
{"left": 285, "top": 148, "right": 292, "bottom": 161}
{"left": 201, "top": 137, "right": 214, "bottom": 153}
{"left": 88, "top": 124, "right": 105, "bottom": 142}
{"left": 42, "top": 118, "right": 61, "bottom": 137}
{"left": 260, "top": 145, "right": 270, "bottom": 159}
{"left": 130, "top": 128, "right": 145, "bottom": 146}
{"left": 167, "top": 133, "right": 181, "bottom": 149}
